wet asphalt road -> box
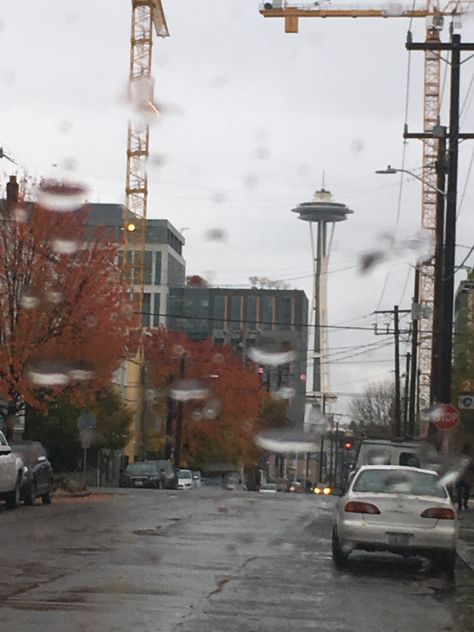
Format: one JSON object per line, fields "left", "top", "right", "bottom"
{"left": 0, "top": 487, "right": 473, "bottom": 632}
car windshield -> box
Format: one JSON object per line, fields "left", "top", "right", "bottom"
{"left": 352, "top": 469, "right": 447, "bottom": 498}
{"left": 126, "top": 463, "right": 157, "bottom": 475}
{"left": 179, "top": 470, "right": 192, "bottom": 479}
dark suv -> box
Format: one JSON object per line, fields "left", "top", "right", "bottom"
{"left": 119, "top": 460, "right": 178, "bottom": 490}
{"left": 10, "top": 441, "right": 54, "bottom": 505}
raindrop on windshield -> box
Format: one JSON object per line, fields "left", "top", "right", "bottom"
{"left": 26, "top": 360, "right": 71, "bottom": 386}
{"left": 51, "top": 239, "right": 80, "bottom": 255}
{"left": 204, "top": 227, "right": 228, "bottom": 242}
{"left": 45, "top": 288, "right": 64, "bottom": 305}
{"left": 255, "top": 428, "right": 318, "bottom": 454}
{"left": 202, "top": 398, "right": 221, "bottom": 419}
{"left": 126, "top": 76, "right": 161, "bottom": 126}
{"left": 169, "top": 379, "right": 209, "bottom": 402}
{"left": 20, "top": 287, "right": 40, "bottom": 309}
{"left": 37, "top": 180, "right": 88, "bottom": 213}
{"left": 272, "top": 386, "right": 296, "bottom": 400}
{"left": 249, "top": 332, "right": 298, "bottom": 366}
{"left": 12, "top": 206, "right": 28, "bottom": 223}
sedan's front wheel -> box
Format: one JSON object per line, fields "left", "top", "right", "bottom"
{"left": 332, "top": 527, "right": 349, "bottom": 568}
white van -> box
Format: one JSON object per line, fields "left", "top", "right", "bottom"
{"left": 356, "top": 439, "right": 421, "bottom": 469}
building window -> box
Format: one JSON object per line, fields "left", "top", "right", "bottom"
{"left": 260, "top": 296, "right": 273, "bottom": 329}
{"left": 230, "top": 296, "right": 241, "bottom": 331}
{"left": 153, "top": 293, "right": 161, "bottom": 327}
{"left": 279, "top": 297, "right": 292, "bottom": 330}
{"left": 246, "top": 296, "right": 257, "bottom": 330}
{"left": 214, "top": 295, "right": 225, "bottom": 328}
{"left": 143, "top": 293, "right": 151, "bottom": 327}
{"left": 167, "top": 254, "right": 185, "bottom": 286}
{"left": 155, "top": 251, "right": 162, "bottom": 285}
{"left": 144, "top": 251, "right": 153, "bottom": 285}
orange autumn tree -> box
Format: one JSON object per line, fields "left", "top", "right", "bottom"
{"left": 0, "top": 195, "right": 129, "bottom": 413}
{"left": 145, "top": 329, "right": 266, "bottom": 469}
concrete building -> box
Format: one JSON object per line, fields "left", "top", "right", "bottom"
{"left": 167, "top": 286, "right": 309, "bottom": 426}
{"left": 85, "top": 203, "right": 186, "bottom": 327}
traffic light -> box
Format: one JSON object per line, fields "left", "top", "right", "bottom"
{"left": 126, "top": 222, "right": 137, "bottom": 232}
{"left": 344, "top": 441, "right": 353, "bottom": 451}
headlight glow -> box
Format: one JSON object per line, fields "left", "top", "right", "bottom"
{"left": 323, "top": 487, "right": 332, "bottom": 495}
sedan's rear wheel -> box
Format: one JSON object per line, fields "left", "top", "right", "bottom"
{"left": 332, "top": 528, "right": 349, "bottom": 568}
{"left": 430, "top": 551, "right": 456, "bottom": 575}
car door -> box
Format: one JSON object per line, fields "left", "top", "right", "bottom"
{"left": 0, "top": 432, "right": 16, "bottom": 491}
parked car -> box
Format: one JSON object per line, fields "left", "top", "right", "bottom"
{"left": 0, "top": 431, "right": 25, "bottom": 509}
{"left": 10, "top": 441, "right": 53, "bottom": 505}
{"left": 259, "top": 483, "right": 278, "bottom": 494}
{"left": 332, "top": 465, "right": 457, "bottom": 573}
{"left": 177, "top": 469, "right": 193, "bottom": 490}
{"left": 288, "top": 481, "right": 304, "bottom": 493}
{"left": 119, "top": 460, "right": 178, "bottom": 490}
{"left": 191, "top": 470, "right": 202, "bottom": 488}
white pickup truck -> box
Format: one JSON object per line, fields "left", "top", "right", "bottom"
{"left": 0, "top": 430, "right": 25, "bottom": 509}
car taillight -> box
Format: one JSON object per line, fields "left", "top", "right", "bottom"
{"left": 420, "top": 507, "right": 455, "bottom": 520}
{"left": 344, "top": 501, "right": 380, "bottom": 515}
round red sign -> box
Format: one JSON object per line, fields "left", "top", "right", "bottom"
{"left": 434, "top": 404, "right": 460, "bottom": 430}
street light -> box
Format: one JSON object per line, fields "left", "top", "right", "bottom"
{"left": 375, "top": 165, "right": 446, "bottom": 196}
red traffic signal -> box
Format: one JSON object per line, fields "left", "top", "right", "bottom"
{"left": 344, "top": 441, "right": 353, "bottom": 450}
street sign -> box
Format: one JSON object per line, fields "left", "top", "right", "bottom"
{"left": 461, "top": 378, "right": 474, "bottom": 392}
{"left": 458, "top": 394, "right": 474, "bottom": 410}
{"left": 433, "top": 404, "right": 460, "bottom": 430}
{"left": 77, "top": 412, "right": 97, "bottom": 431}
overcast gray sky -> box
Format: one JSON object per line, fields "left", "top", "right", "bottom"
{"left": 2, "top": 1, "right": 474, "bottom": 417}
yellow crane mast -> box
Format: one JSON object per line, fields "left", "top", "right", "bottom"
{"left": 259, "top": 1, "right": 473, "bottom": 406}
{"left": 123, "top": 0, "right": 169, "bottom": 323}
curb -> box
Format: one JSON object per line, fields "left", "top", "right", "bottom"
{"left": 456, "top": 540, "right": 474, "bottom": 571}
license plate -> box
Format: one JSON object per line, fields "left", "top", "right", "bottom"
{"left": 386, "top": 532, "right": 412, "bottom": 546}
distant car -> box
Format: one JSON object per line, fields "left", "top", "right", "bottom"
{"left": 177, "top": 469, "right": 193, "bottom": 490}
{"left": 288, "top": 481, "right": 304, "bottom": 493}
{"left": 259, "top": 483, "right": 277, "bottom": 494}
{"left": 313, "top": 482, "right": 332, "bottom": 496}
{"left": 191, "top": 470, "right": 202, "bottom": 488}
{"left": 120, "top": 461, "right": 178, "bottom": 489}
{"left": 332, "top": 465, "right": 458, "bottom": 574}
{"left": 11, "top": 441, "right": 53, "bottom": 505}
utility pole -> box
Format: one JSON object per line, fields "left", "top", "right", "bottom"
{"left": 173, "top": 354, "right": 186, "bottom": 469}
{"left": 318, "top": 393, "right": 326, "bottom": 483}
{"left": 406, "top": 32, "right": 474, "bottom": 407}
{"left": 403, "top": 352, "right": 411, "bottom": 438}
{"left": 375, "top": 306, "right": 410, "bottom": 438}
{"left": 408, "top": 266, "right": 420, "bottom": 437}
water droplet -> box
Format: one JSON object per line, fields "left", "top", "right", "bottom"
{"left": 169, "top": 379, "right": 209, "bottom": 402}
{"left": 255, "top": 429, "right": 318, "bottom": 454}
{"left": 127, "top": 77, "right": 161, "bottom": 125}
{"left": 192, "top": 410, "right": 203, "bottom": 422}
{"left": 37, "top": 180, "right": 88, "bottom": 213}
{"left": 172, "top": 344, "right": 186, "bottom": 357}
{"left": 20, "top": 287, "right": 40, "bottom": 309}
{"left": 359, "top": 250, "right": 386, "bottom": 274}
{"left": 243, "top": 174, "right": 258, "bottom": 191}
{"left": 58, "top": 120, "right": 73, "bottom": 134}
{"left": 212, "top": 353, "right": 225, "bottom": 365}
{"left": 211, "top": 191, "right": 227, "bottom": 204}
{"left": 203, "top": 398, "right": 221, "bottom": 419}
{"left": 272, "top": 386, "right": 296, "bottom": 400}
{"left": 149, "top": 154, "right": 166, "bottom": 168}
{"left": 254, "top": 146, "right": 269, "bottom": 160}
{"left": 204, "top": 227, "right": 228, "bottom": 242}
{"left": 12, "top": 206, "right": 28, "bottom": 223}
{"left": 69, "top": 363, "right": 95, "bottom": 381}
{"left": 51, "top": 238, "right": 80, "bottom": 255}
{"left": 45, "top": 288, "right": 64, "bottom": 305}
{"left": 249, "top": 332, "right": 298, "bottom": 367}
{"left": 86, "top": 316, "right": 98, "bottom": 328}
{"left": 350, "top": 138, "right": 364, "bottom": 153}
{"left": 26, "top": 360, "right": 71, "bottom": 386}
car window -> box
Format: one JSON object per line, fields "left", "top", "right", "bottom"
{"left": 0, "top": 431, "right": 8, "bottom": 446}
{"left": 399, "top": 452, "right": 421, "bottom": 467}
{"left": 126, "top": 463, "right": 158, "bottom": 475}
{"left": 352, "top": 469, "right": 447, "bottom": 498}
{"left": 179, "top": 470, "right": 192, "bottom": 479}
{"left": 366, "top": 449, "right": 391, "bottom": 465}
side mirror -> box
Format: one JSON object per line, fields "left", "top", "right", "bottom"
{"left": 0, "top": 445, "right": 12, "bottom": 455}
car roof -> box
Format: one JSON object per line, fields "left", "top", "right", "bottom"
{"left": 356, "top": 464, "right": 438, "bottom": 476}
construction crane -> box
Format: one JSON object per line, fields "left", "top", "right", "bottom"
{"left": 259, "top": 1, "right": 473, "bottom": 407}
{"left": 122, "top": 1, "right": 169, "bottom": 462}
{"left": 123, "top": 0, "right": 169, "bottom": 323}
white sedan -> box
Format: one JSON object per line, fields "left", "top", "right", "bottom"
{"left": 177, "top": 469, "right": 194, "bottom": 490}
{"left": 332, "top": 465, "right": 457, "bottom": 573}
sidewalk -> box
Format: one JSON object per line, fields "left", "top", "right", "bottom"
{"left": 457, "top": 499, "right": 474, "bottom": 570}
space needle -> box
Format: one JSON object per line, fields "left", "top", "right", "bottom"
{"left": 291, "top": 185, "right": 353, "bottom": 409}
